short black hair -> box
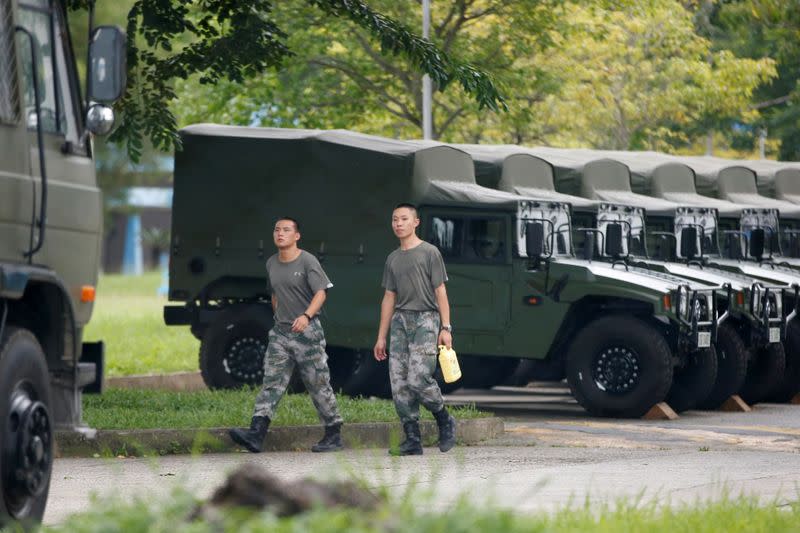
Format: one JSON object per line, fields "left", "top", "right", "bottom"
{"left": 275, "top": 216, "right": 300, "bottom": 231}
{"left": 394, "top": 203, "right": 418, "bottom": 217}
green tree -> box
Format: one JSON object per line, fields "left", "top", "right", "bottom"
{"left": 530, "top": 1, "right": 776, "bottom": 151}
{"left": 708, "top": 0, "right": 800, "bottom": 160}
{"left": 68, "top": 0, "right": 506, "bottom": 162}
{"left": 172, "top": 1, "right": 564, "bottom": 144}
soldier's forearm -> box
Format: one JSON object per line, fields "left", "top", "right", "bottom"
{"left": 435, "top": 285, "right": 450, "bottom": 325}
{"left": 304, "top": 290, "right": 327, "bottom": 318}
{"left": 378, "top": 292, "right": 395, "bottom": 339}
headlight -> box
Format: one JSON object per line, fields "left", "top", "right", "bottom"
{"left": 751, "top": 284, "right": 763, "bottom": 316}
{"left": 678, "top": 287, "right": 690, "bottom": 319}
{"left": 764, "top": 291, "right": 780, "bottom": 318}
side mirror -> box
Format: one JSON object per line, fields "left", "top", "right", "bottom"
{"left": 680, "top": 227, "right": 698, "bottom": 260}
{"left": 750, "top": 228, "right": 765, "bottom": 259}
{"left": 88, "top": 26, "right": 127, "bottom": 103}
{"left": 525, "top": 222, "right": 545, "bottom": 258}
{"left": 605, "top": 223, "right": 624, "bottom": 257}
{"left": 85, "top": 103, "right": 115, "bottom": 135}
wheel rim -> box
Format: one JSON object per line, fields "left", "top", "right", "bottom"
{"left": 223, "top": 336, "right": 266, "bottom": 384}
{"left": 3, "top": 384, "right": 52, "bottom": 516}
{"left": 592, "top": 346, "right": 641, "bottom": 394}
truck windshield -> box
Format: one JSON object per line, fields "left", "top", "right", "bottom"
{"left": 0, "top": 0, "right": 19, "bottom": 124}
{"left": 739, "top": 208, "right": 781, "bottom": 258}
{"left": 673, "top": 207, "right": 718, "bottom": 258}
{"left": 516, "top": 201, "right": 572, "bottom": 258}
{"left": 17, "top": 0, "right": 65, "bottom": 134}
{"left": 595, "top": 204, "right": 647, "bottom": 258}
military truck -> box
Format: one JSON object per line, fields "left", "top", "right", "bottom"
{"left": 523, "top": 148, "right": 791, "bottom": 405}
{"left": 460, "top": 144, "right": 790, "bottom": 409}
{"left": 608, "top": 152, "right": 800, "bottom": 402}
{"left": 0, "top": 0, "right": 125, "bottom": 524}
{"left": 165, "top": 125, "right": 718, "bottom": 418}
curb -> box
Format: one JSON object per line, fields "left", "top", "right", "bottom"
{"left": 105, "top": 371, "right": 207, "bottom": 392}
{"left": 54, "top": 417, "right": 504, "bottom": 457}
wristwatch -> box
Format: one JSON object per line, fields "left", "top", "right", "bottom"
{"left": 440, "top": 324, "right": 453, "bottom": 333}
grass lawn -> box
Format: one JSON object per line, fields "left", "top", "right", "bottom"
{"left": 83, "top": 272, "right": 199, "bottom": 376}
{"left": 83, "top": 389, "right": 486, "bottom": 429}
{"left": 50, "top": 488, "right": 800, "bottom": 533}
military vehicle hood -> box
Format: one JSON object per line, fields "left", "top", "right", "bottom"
{"left": 555, "top": 258, "right": 708, "bottom": 293}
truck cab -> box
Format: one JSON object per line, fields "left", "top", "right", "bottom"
{"left": 0, "top": 0, "right": 124, "bottom": 524}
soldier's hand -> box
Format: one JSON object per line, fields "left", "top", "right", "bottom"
{"left": 374, "top": 338, "right": 387, "bottom": 361}
{"left": 291, "top": 315, "right": 309, "bottom": 333}
{"left": 438, "top": 330, "right": 452, "bottom": 349}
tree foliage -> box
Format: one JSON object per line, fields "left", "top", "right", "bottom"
{"left": 708, "top": 0, "right": 800, "bottom": 160}
{"left": 173, "top": 1, "right": 562, "bottom": 144}
{"left": 68, "top": 0, "right": 506, "bottom": 161}
{"left": 528, "top": 1, "right": 775, "bottom": 150}
{"left": 171, "top": 1, "right": 777, "bottom": 152}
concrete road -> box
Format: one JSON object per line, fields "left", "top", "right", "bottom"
{"left": 44, "top": 386, "right": 800, "bottom": 525}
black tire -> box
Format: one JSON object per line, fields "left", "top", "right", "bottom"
{"left": 768, "top": 321, "right": 800, "bottom": 403}
{"left": 199, "top": 304, "right": 274, "bottom": 390}
{"left": 697, "top": 322, "right": 749, "bottom": 410}
{"left": 739, "top": 341, "right": 786, "bottom": 405}
{"left": 565, "top": 316, "right": 673, "bottom": 418}
{"left": 0, "top": 327, "right": 53, "bottom": 528}
{"left": 666, "top": 347, "right": 718, "bottom": 413}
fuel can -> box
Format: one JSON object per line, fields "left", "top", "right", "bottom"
{"left": 438, "top": 345, "right": 462, "bottom": 383}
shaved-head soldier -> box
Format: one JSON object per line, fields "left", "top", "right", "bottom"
{"left": 230, "top": 217, "right": 344, "bottom": 453}
{"left": 374, "top": 203, "right": 456, "bottom": 455}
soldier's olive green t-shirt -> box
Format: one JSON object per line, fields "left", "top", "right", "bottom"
{"left": 267, "top": 250, "right": 333, "bottom": 326}
{"left": 381, "top": 241, "right": 448, "bottom": 311}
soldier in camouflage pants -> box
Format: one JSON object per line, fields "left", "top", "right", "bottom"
{"left": 253, "top": 319, "right": 342, "bottom": 427}
{"left": 389, "top": 310, "right": 444, "bottom": 423}
{"left": 375, "top": 204, "right": 457, "bottom": 456}
{"left": 230, "top": 217, "right": 343, "bottom": 453}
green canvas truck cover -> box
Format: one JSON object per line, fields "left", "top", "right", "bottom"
{"left": 583, "top": 150, "right": 748, "bottom": 218}
{"left": 451, "top": 144, "right": 599, "bottom": 208}
{"left": 526, "top": 147, "right": 681, "bottom": 217}
{"left": 676, "top": 155, "right": 800, "bottom": 220}
{"left": 731, "top": 159, "right": 800, "bottom": 204}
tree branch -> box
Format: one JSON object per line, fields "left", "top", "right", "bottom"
{"left": 309, "top": 57, "right": 418, "bottom": 123}
{"left": 751, "top": 94, "right": 792, "bottom": 110}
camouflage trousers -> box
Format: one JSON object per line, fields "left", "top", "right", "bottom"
{"left": 252, "top": 318, "right": 343, "bottom": 427}
{"left": 389, "top": 310, "right": 444, "bottom": 424}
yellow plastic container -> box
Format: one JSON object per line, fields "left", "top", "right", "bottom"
{"left": 438, "top": 345, "right": 462, "bottom": 383}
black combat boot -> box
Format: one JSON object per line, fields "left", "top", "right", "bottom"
{"left": 433, "top": 407, "right": 456, "bottom": 452}
{"left": 229, "top": 416, "right": 270, "bottom": 453}
{"left": 311, "top": 423, "right": 343, "bottom": 453}
{"left": 391, "top": 421, "right": 423, "bottom": 456}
